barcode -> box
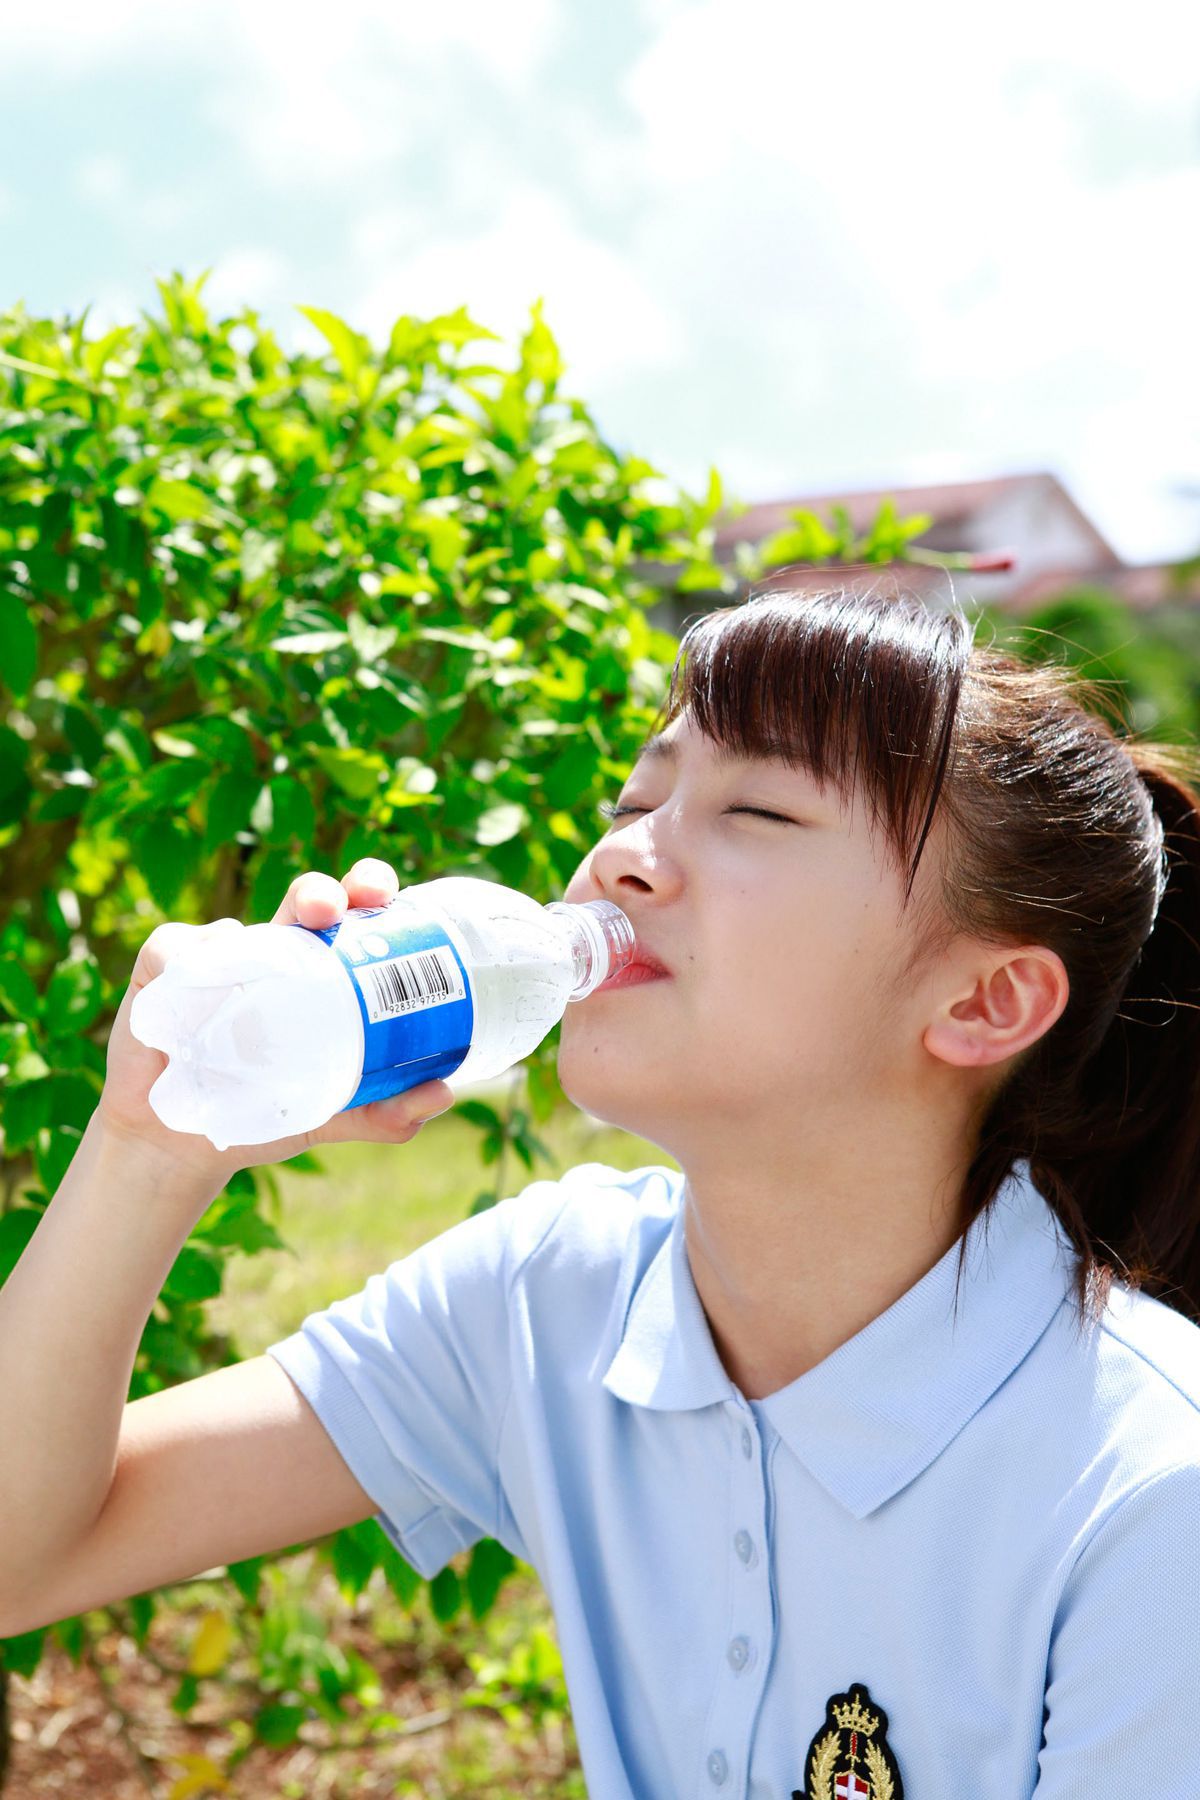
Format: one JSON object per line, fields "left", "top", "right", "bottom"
{"left": 360, "top": 945, "right": 466, "bottom": 1024}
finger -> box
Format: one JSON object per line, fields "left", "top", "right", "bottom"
{"left": 134, "top": 918, "right": 241, "bottom": 986}
{"left": 270, "top": 870, "right": 351, "bottom": 929}
{"left": 341, "top": 858, "right": 400, "bottom": 907}
{"left": 311, "top": 1079, "right": 455, "bottom": 1146}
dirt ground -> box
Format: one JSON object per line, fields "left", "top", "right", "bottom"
{"left": 4, "top": 1564, "right": 581, "bottom": 1799}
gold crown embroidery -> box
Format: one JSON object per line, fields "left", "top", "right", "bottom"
{"left": 794, "top": 1681, "right": 906, "bottom": 1800}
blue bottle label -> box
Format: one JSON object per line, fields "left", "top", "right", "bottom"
{"left": 303, "top": 902, "right": 475, "bottom": 1111}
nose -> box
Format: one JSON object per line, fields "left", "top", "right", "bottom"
{"left": 566, "top": 829, "right": 681, "bottom": 911}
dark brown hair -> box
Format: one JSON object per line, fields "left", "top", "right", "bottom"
{"left": 648, "top": 567, "right": 1200, "bottom": 1331}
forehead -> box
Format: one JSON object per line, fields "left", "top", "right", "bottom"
{"left": 635, "top": 718, "right": 817, "bottom": 778}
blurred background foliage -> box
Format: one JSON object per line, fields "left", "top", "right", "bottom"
{"left": 2, "top": 270, "right": 1198, "bottom": 1794}
{"left": 0, "top": 270, "right": 727, "bottom": 1780}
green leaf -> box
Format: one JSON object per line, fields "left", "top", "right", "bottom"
{"left": 254, "top": 1702, "right": 309, "bottom": 1746}
{"left": 0, "top": 725, "right": 33, "bottom": 829}
{"left": 34, "top": 1125, "right": 84, "bottom": 1199}
{"left": 125, "top": 1592, "right": 156, "bottom": 1649}
{"left": 0, "top": 1207, "right": 43, "bottom": 1284}
{"left": 411, "top": 512, "right": 469, "bottom": 574}
{"left": 520, "top": 298, "right": 563, "bottom": 389}
{"left": 171, "top": 1672, "right": 200, "bottom": 1716}
{"left": 203, "top": 771, "right": 264, "bottom": 855}
{"left": 0, "top": 1626, "right": 47, "bottom": 1678}
{"left": 44, "top": 953, "right": 104, "bottom": 1034}
{"left": 474, "top": 802, "right": 529, "bottom": 847}
{"left": 162, "top": 1243, "right": 222, "bottom": 1302}
{"left": 429, "top": 1565, "right": 462, "bottom": 1622}
{"left": 466, "top": 1537, "right": 516, "bottom": 1619}
{"left": 2, "top": 1076, "right": 54, "bottom": 1150}
{"left": 54, "top": 1614, "right": 86, "bottom": 1665}
{"left": 267, "top": 629, "right": 348, "bottom": 656}
{"left": 376, "top": 1537, "right": 422, "bottom": 1609}
{"left": 129, "top": 816, "right": 204, "bottom": 913}
{"left": 296, "top": 305, "right": 369, "bottom": 383}
{"left": 62, "top": 701, "right": 106, "bottom": 764}
{"left": 151, "top": 730, "right": 201, "bottom": 760}
{"left": 330, "top": 1522, "right": 377, "bottom": 1601}
{"left": 145, "top": 478, "right": 215, "bottom": 524}
{"left": 0, "top": 589, "right": 37, "bottom": 698}
{"left": 310, "top": 745, "right": 387, "bottom": 800}
{"left": 194, "top": 1195, "right": 286, "bottom": 1254}
{"left": 0, "top": 955, "right": 41, "bottom": 1023}
{"left": 226, "top": 1555, "right": 265, "bottom": 1605}
{"left": 240, "top": 529, "right": 280, "bottom": 588}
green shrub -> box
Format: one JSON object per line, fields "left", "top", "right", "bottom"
{"left": 0, "top": 272, "right": 723, "bottom": 1747}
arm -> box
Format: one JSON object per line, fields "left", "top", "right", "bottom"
{"left": 0, "top": 855, "right": 454, "bottom": 1637}
{"left": 0, "top": 1114, "right": 377, "bottom": 1637}
{"left": 1032, "top": 1461, "right": 1200, "bottom": 1795}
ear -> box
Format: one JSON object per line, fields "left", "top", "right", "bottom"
{"left": 923, "top": 944, "right": 1070, "bottom": 1071}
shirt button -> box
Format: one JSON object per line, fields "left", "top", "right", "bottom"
{"left": 740, "top": 1425, "right": 753, "bottom": 1458}
{"left": 727, "top": 1635, "right": 750, "bottom": 1671}
{"left": 707, "top": 1748, "right": 729, "bottom": 1785}
{"left": 734, "top": 1529, "right": 754, "bottom": 1564}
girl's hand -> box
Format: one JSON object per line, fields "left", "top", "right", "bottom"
{"left": 98, "top": 858, "right": 456, "bottom": 1186}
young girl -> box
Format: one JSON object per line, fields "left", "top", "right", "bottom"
{"left": 3, "top": 577, "right": 1199, "bottom": 1798}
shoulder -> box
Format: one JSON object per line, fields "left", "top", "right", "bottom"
{"left": 1100, "top": 1280, "right": 1200, "bottom": 1389}
{"left": 1094, "top": 1282, "right": 1200, "bottom": 1449}
{"left": 422, "top": 1158, "right": 681, "bottom": 1297}
{"left": 1040, "top": 1280, "right": 1200, "bottom": 1516}
{"left": 502, "top": 1159, "right": 680, "bottom": 1283}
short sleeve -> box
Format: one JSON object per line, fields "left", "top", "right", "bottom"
{"left": 1033, "top": 1461, "right": 1200, "bottom": 1795}
{"left": 264, "top": 1177, "right": 571, "bottom": 1579}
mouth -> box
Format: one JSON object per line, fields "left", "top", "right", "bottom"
{"left": 594, "top": 953, "right": 673, "bottom": 994}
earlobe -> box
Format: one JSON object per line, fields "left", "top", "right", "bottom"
{"left": 924, "top": 946, "right": 1070, "bottom": 1072}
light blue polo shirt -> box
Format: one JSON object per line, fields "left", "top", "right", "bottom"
{"left": 265, "top": 1158, "right": 1200, "bottom": 1798}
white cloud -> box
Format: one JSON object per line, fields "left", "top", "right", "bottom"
{"left": 202, "top": 249, "right": 294, "bottom": 318}
{"left": 5, "top": 0, "right": 1196, "bottom": 562}
{"left": 2, "top": 0, "right": 559, "bottom": 187}
{"left": 351, "top": 188, "right": 689, "bottom": 393}
{"left": 606, "top": 0, "right": 1200, "bottom": 557}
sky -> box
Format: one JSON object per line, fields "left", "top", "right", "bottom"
{"left": 2, "top": 0, "right": 1198, "bottom": 564}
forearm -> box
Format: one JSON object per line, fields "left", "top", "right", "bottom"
{"left": 0, "top": 1109, "right": 225, "bottom": 1597}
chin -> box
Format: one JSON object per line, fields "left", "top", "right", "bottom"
{"left": 555, "top": 1042, "right": 671, "bottom": 1145}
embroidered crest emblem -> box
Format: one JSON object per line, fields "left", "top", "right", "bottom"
{"left": 792, "top": 1681, "right": 905, "bottom": 1800}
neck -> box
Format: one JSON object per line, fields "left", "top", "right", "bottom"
{"left": 680, "top": 1113, "right": 977, "bottom": 1401}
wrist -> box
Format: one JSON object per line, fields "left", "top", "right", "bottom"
{"left": 86, "top": 1108, "right": 234, "bottom": 1211}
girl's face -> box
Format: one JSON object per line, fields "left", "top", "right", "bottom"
{"left": 557, "top": 709, "right": 939, "bottom": 1156}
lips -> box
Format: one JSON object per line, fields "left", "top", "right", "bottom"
{"left": 627, "top": 947, "right": 672, "bottom": 978}
{"left": 596, "top": 945, "right": 673, "bottom": 992}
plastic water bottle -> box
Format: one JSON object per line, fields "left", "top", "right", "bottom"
{"left": 128, "top": 876, "right": 636, "bottom": 1152}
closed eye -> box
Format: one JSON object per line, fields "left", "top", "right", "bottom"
{"left": 597, "top": 802, "right": 796, "bottom": 825}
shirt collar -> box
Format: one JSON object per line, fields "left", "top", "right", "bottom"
{"left": 601, "top": 1160, "right": 1078, "bottom": 1518}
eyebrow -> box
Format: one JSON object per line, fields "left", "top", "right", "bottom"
{"left": 635, "top": 732, "right": 779, "bottom": 770}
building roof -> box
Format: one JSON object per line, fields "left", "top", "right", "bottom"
{"left": 713, "top": 469, "right": 1124, "bottom": 570}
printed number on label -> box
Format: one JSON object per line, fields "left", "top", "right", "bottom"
{"left": 360, "top": 945, "right": 466, "bottom": 1023}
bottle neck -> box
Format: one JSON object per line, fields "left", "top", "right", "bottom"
{"left": 543, "top": 899, "right": 636, "bottom": 999}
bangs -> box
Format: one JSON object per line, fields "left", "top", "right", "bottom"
{"left": 651, "top": 570, "right": 973, "bottom": 903}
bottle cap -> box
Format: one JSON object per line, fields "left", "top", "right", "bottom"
{"left": 543, "top": 899, "right": 636, "bottom": 999}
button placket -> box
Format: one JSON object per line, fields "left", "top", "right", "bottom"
{"left": 734, "top": 1527, "right": 757, "bottom": 1567}
{"left": 703, "top": 1406, "right": 773, "bottom": 1796}
{"left": 706, "top": 1747, "right": 729, "bottom": 1786}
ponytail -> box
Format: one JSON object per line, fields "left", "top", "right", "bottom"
{"left": 956, "top": 737, "right": 1200, "bottom": 1332}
